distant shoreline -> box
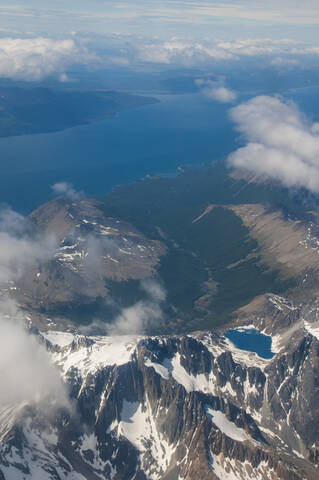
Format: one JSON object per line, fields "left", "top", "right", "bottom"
{"left": 0, "top": 87, "right": 158, "bottom": 139}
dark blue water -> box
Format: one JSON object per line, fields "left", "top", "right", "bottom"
{"left": 285, "top": 85, "right": 319, "bottom": 123}
{"left": 0, "top": 93, "right": 237, "bottom": 214}
{"left": 224, "top": 328, "right": 274, "bottom": 359}
{"left": 0, "top": 87, "right": 317, "bottom": 214}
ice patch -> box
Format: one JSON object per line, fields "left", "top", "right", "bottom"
{"left": 223, "top": 338, "right": 268, "bottom": 368}
{"left": 210, "top": 455, "right": 275, "bottom": 480}
{"left": 205, "top": 406, "right": 249, "bottom": 442}
{"left": 116, "top": 399, "right": 175, "bottom": 477}
{"left": 41, "top": 331, "right": 74, "bottom": 348}
{"left": 304, "top": 320, "right": 319, "bottom": 340}
{"left": 145, "top": 359, "right": 170, "bottom": 380}
{"left": 52, "top": 335, "right": 139, "bottom": 377}
{"left": 163, "top": 354, "right": 212, "bottom": 394}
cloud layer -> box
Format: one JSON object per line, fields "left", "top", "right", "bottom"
{"left": 228, "top": 95, "right": 319, "bottom": 192}
{"left": 129, "top": 37, "right": 311, "bottom": 67}
{"left": 0, "top": 37, "right": 88, "bottom": 81}
{"left": 0, "top": 34, "right": 317, "bottom": 79}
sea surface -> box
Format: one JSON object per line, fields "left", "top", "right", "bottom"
{"left": 225, "top": 328, "right": 275, "bottom": 359}
{"left": 0, "top": 93, "right": 237, "bottom": 214}
{"left": 1, "top": 86, "right": 318, "bottom": 214}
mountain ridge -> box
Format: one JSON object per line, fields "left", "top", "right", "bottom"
{"left": 1, "top": 304, "right": 319, "bottom": 479}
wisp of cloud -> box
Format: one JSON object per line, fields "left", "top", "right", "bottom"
{"left": 0, "top": 298, "right": 68, "bottom": 408}
{"left": 51, "top": 181, "right": 82, "bottom": 200}
{"left": 0, "top": 207, "right": 57, "bottom": 284}
{"left": 196, "top": 78, "right": 237, "bottom": 103}
{"left": 107, "top": 278, "right": 166, "bottom": 336}
{"left": 0, "top": 207, "right": 68, "bottom": 414}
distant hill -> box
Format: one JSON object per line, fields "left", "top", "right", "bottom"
{"left": 0, "top": 86, "right": 157, "bottom": 137}
{"left": 7, "top": 162, "right": 319, "bottom": 332}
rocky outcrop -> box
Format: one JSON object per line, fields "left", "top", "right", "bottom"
{"left": 1, "top": 326, "right": 319, "bottom": 479}
{"left": 8, "top": 197, "right": 165, "bottom": 324}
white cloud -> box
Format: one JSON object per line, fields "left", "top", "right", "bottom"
{"left": 0, "top": 298, "right": 68, "bottom": 409}
{"left": 107, "top": 301, "right": 162, "bottom": 335}
{"left": 135, "top": 39, "right": 233, "bottom": 65}
{"left": 0, "top": 208, "right": 68, "bottom": 414}
{"left": 128, "top": 37, "right": 318, "bottom": 67}
{"left": 228, "top": 95, "right": 319, "bottom": 193}
{"left": 107, "top": 279, "right": 166, "bottom": 335}
{"left": 52, "top": 181, "right": 82, "bottom": 200}
{"left": 2, "top": 34, "right": 313, "bottom": 74}
{"left": 196, "top": 79, "right": 237, "bottom": 103}
{"left": 207, "top": 86, "right": 236, "bottom": 103}
{"left": 215, "top": 38, "right": 298, "bottom": 56}
{"left": 270, "top": 56, "right": 300, "bottom": 67}
{"left": 0, "top": 207, "right": 57, "bottom": 284}
{"left": 0, "top": 207, "right": 27, "bottom": 236}
{"left": 0, "top": 232, "right": 56, "bottom": 283}
{"left": 0, "top": 37, "right": 89, "bottom": 81}
{"left": 140, "top": 278, "right": 166, "bottom": 302}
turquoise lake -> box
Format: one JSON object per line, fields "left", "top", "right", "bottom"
{"left": 225, "top": 328, "right": 275, "bottom": 359}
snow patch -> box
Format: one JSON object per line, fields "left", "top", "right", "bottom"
{"left": 145, "top": 359, "right": 170, "bottom": 379}
{"left": 205, "top": 406, "right": 249, "bottom": 442}
{"left": 304, "top": 320, "right": 319, "bottom": 340}
{"left": 223, "top": 338, "right": 268, "bottom": 368}
{"left": 165, "top": 354, "right": 212, "bottom": 394}
{"left": 115, "top": 399, "right": 175, "bottom": 479}
{"left": 52, "top": 335, "right": 139, "bottom": 377}
{"left": 41, "top": 331, "right": 75, "bottom": 348}
{"left": 210, "top": 455, "right": 276, "bottom": 480}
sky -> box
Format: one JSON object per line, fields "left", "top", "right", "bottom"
{"left": 1, "top": 0, "right": 319, "bottom": 42}
{"left": 0, "top": 0, "right": 318, "bottom": 82}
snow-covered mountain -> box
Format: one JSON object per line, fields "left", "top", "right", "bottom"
{"left": 2, "top": 174, "right": 319, "bottom": 479}
{"left": 1, "top": 296, "right": 319, "bottom": 480}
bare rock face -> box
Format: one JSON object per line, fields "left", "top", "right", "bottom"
{"left": 229, "top": 203, "right": 319, "bottom": 281}
{"left": 1, "top": 321, "right": 319, "bottom": 480}
{"left": 12, "top": 197, "right": 165, "bottom": 316}
{"left": 2, "top": 185, "right": 319, "bottom": 479}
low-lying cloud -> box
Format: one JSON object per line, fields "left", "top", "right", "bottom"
{"left": 1, "top": 35, "right": 316, "bottom": 78}
{"left": 129, "top": 37, "right": 313, "bottom": 67}
{"left": 87, "top": 36, "right": 302, "bottom": 69}
{"left": 228, "top": 95, "right": 319, "bottom": 193}
{"left": 52, "top": 181, "right": 82, "bottom": 200}
{"left": 0, "top": 37, "right": 89, "bottom": 81}
{"left": 0, "top": 298, "right": 68, "bottom": 409}
{"left": 107, "top": 279, "right": 166, "bottom": 336}
{"left": 0, "top": 207, "right": 68, "bottom": 412}
{"left": 270, "top": 56, "right": 301, "bottom": 68}
{"left": 135, "top": 39, "right": 233, "bottom": 66}
{"left": 196, "top": 78, "right": 237, "bottom": 103}
{"left": 0, "top": 207, "right": 57, "bottom": 284}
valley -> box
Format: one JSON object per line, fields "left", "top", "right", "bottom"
{"left": 0, "top": 132, "right": 319, "bottom": 480}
